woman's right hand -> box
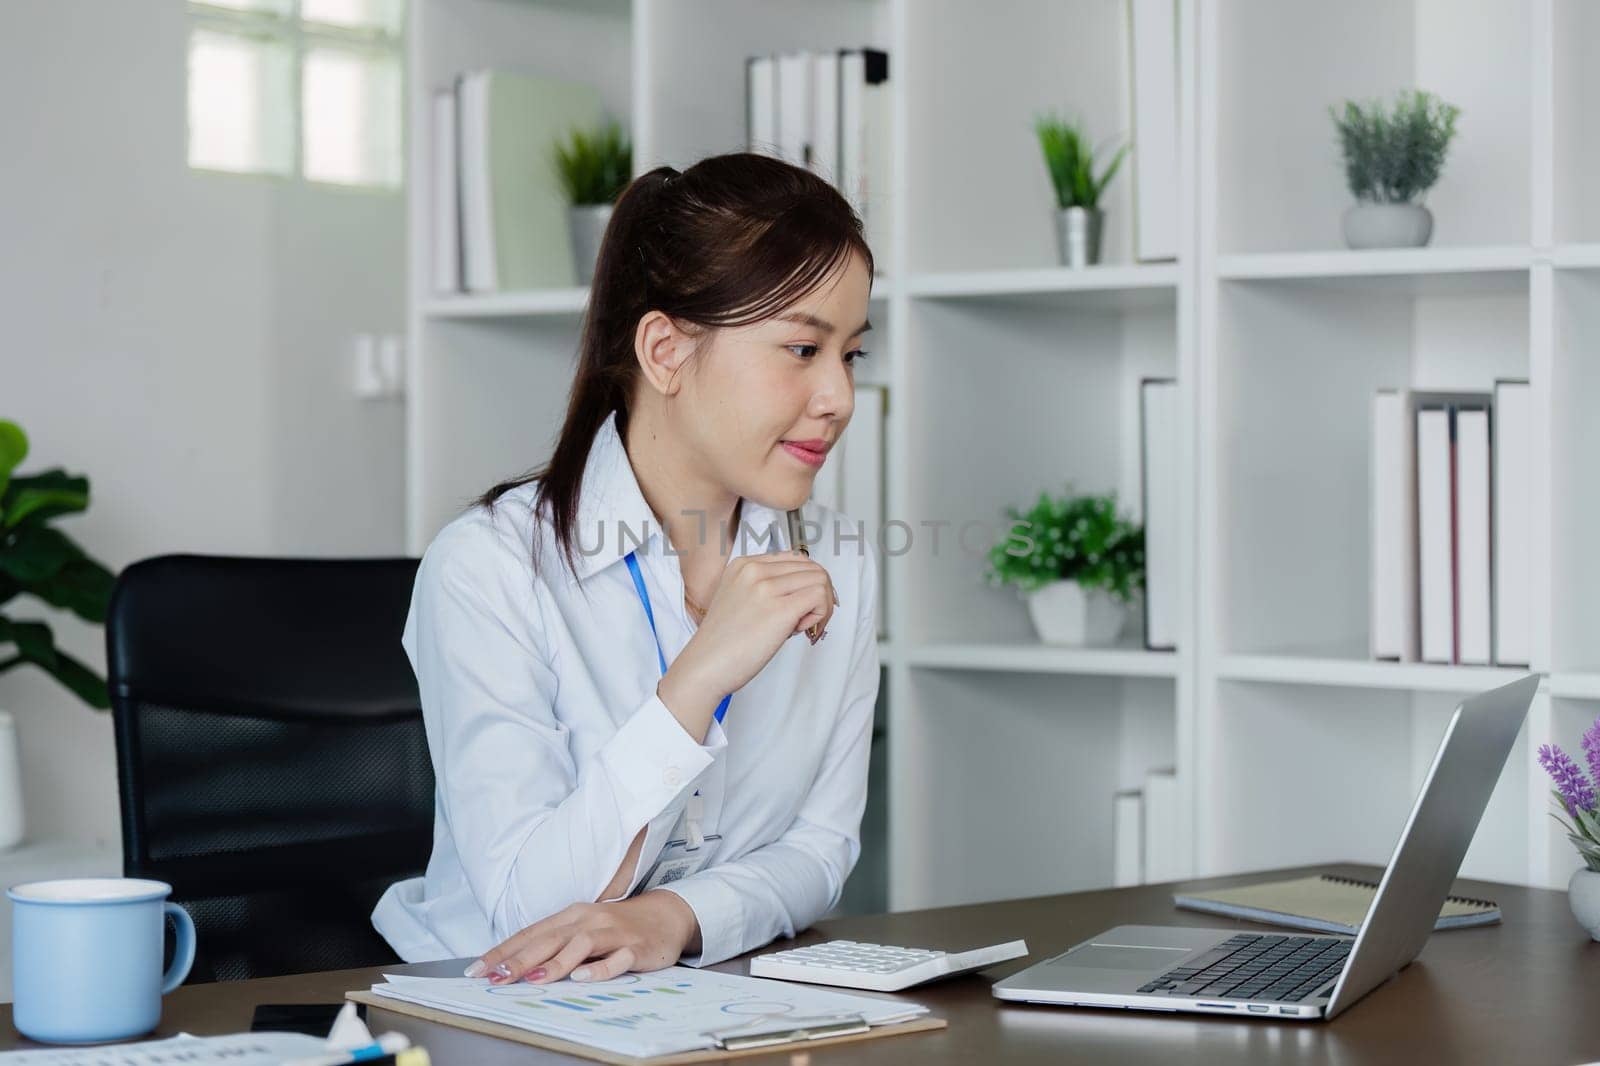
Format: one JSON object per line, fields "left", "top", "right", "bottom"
{"left": 657, "top": 549, "right": 837, "bottom": 733}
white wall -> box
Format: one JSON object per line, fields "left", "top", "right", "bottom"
{"left": 0, "top": 0, "right": 406, "bottom": 852}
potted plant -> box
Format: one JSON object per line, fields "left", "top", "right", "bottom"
{"left": 986, "top": 490, "right": 1145, "bottom": 646}
{"left": 1329, "top": 89, "right": 1460, "bottom": 249}
{"left": 554, "top": 119, "right": 632, "bottom": 286}
{"left": 1538, "top": 725, "right": 1600, "bottom": 939}
{"left": 0, "top": 420, "right": 116, "bottom": 851}
{"left": 1033, "top": 112, "right": 1128, "bottom": 268}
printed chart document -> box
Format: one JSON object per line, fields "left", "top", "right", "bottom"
{"left": 0, "top": 1033, "right": 330, "bottom": 1064}
{"left": 363, "top": 968, "right": 930, "bottom": 1059}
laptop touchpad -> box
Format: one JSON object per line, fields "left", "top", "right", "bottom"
{"left": 1057, "top": 944, "right": 1192, "bottom": 970}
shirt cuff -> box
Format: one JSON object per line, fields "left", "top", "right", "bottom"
{"left": 599, "top": 691, "right": 726, "bottom": 835}
{"left": 659, "top": 873, "right": 747, "bottom": 968}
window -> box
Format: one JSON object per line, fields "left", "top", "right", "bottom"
{"left": 187, "top": 0, "right": 404, "bottom": 188}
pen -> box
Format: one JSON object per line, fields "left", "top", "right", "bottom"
{"left": 786, "top": 507, "right": 824, "bottom": 642}
{"left": 284, "top": 1033, "right": 413, "bottom": 1066}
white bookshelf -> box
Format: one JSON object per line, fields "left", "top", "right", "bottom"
{"left": 405, "top": 0, "right": 1591, "bottom": 913}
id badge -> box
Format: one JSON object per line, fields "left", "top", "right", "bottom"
{"left": 638, "top": 834, "right": 722, "bottom": 891}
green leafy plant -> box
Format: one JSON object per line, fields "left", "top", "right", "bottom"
{"left": 1330, "top": 89, "right": 1461, "bottom": 204}
{"left": 553, "top": 119, "right": 633, "bottom": 206}
{"left": 1033, "top": 111, "right": 1129, "bottom": 210}
{"left": 985, "top": 490, "right": 1145, "bottom": 603}
{"left": 0, "top": 421, "right": 115, "bottom": 709}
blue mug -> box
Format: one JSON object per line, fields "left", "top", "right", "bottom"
{"left": 8, "top": 878, "right": 196, "bottom": 1044}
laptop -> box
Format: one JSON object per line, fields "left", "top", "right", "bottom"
{"left": 993, "top": 674, "right": 1539, "bottom": 1021}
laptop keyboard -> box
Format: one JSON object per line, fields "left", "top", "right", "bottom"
{"left": 1135, "top": 933, "right": 1352, "bottom": 1002}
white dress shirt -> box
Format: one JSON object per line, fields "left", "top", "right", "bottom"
{"left": 371, "top": 410, "right": 880, "bottom": 968}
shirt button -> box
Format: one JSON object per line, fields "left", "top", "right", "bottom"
{"left": 664, "top": 766, "right": 682, "bottom": 787}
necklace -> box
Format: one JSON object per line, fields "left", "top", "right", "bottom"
{"left": 682, "top": 499, "right": 740, "bottom": 624}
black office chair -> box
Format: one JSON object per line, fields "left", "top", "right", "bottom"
{"left": 106, "top": 555, "right": 435, "bottom": 983}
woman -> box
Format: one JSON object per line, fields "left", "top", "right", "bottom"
{"left": 372, "top": 152, "right": 879, "bottom": 987}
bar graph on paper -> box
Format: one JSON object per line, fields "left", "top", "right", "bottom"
{"left": 367, "top": 967, "right": 927, "bottom": 1057}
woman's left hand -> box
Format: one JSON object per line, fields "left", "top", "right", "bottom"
{"left": 466, "top": 891, "right": 700, "bottom": 985}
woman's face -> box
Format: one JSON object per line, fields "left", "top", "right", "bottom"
{"left": 668, "top": 251, "right": 873, "bottom": 513}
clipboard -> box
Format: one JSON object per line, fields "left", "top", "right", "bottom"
{"left": 346, "top": 989, "right": 946, "bottom": 1065}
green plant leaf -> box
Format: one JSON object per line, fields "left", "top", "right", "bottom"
{"left": 0, "top": 617, "right": 58, "bottom": 668}
{"left": 553, "top": 118, "right": 633, "bottom": 206}
{"left": 1575, "top": 804, "right": 1600, "bottom": 846}
{"left": 984, "top": 488, "right": 1145, "bottom": 601}
{"left": 2, "top": 469, "right": 89, "bottom": 529}
{"left": 1330, "top": 88, "right": 1460, "bottom": 203}
{"left": 26, "top": 556, "right": 115, "bottom": 624}
{"left": 0, "top": 421, "right": 26, "bottom": 499}
{"left": 0, "top": 524, "right": 81, "bottom": 584}
{"left": 1034, "top": 113, "right": 1126, "bottom": 209}
{"left": 0, "top": 642, "right": 108, "bottom": 710}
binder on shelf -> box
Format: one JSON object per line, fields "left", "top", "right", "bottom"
{"left": 839, "top": 48, "right": 891, "bottom": 258}
{"left": 776, "top": 51, "right": 813, "bottom": 168}
{"left": 1493, "top": 380, "right": 1532, "bottom": 667}
{"left": 1128, "top": 0, "right": 1179, "bottom": 262}
{"left": 431, "top": 86, "right": 461, "bottom": 294}
{"left": 1455, "top": 403, "right": 1493, "bottom": 665}
{"left": 1370, "top": 389, "right": 1418, "bottom": 661}
{"left": 1142, "top": 767, "right": 1181, "bottom": 884}
{"left": 746, "top": 53, "right": 778, "bottom": 157}
{"left": 808, "top": 385, "right": 888, "bottom": 640}
{"left": 747, "top": 47, "right": 889, "bottom": 255}
{"left": 457, "top": 69, "right": 604, "bottom": 293}
{"left": 1140, "top": 378, "right": 1179, "bottom": 651}
{"left": 1413, "top": 393, "right": 1493, "bottom": 665}
{"left": 811, "top": 49, "right": 841, "bottom": 184}
{"left": 1113, "top": 788, "right": 1144, "bottom": 887}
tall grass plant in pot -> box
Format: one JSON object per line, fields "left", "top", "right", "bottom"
{"left": 555, "top": 119, "right": 632, "bottom": 285}
{"left": 1034, "top": 112, "right": 1128, "bottom": 268}
{"left": 1330, "top": 89, "right": 1460, "bottom": 249}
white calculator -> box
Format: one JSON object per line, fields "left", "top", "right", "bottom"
{"left": 748, "top": 938, "right": 1029, "bottom": 992}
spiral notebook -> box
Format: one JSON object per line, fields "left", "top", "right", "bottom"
{"left": 1173, "top": 874, "right": 1500, "bottom": 936}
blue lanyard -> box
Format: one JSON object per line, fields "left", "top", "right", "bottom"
{"left": 624, "top": 551, "right": 731, "bottom": 723}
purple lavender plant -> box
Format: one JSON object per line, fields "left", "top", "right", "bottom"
{"left": 1541, "top": 724, "right": 1600, "bottom": 873}
{"left": 1583, "top": 720, "right": 1600, "bottom": 798}
{"left": 1540, "top": 742, "right": 1597, "bottom": 815}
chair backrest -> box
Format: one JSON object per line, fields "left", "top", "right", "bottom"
{"left": 106, "top": 554, "right": 434, "bottom": 983}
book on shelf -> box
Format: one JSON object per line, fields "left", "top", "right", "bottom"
{"left": 1140, "top": 378, "right": 1179, "bottom": 651}
{"left": 1173, "top": 873, "right": 1500, "bottom": 936}
{"left": 1370, "top": 389, "right": 1419, "bottom": 661}
{"left": 1493, "top": 380, "right": 1532, "bottom": 667}
{"left": 1128, "top": 0, "right": 1179, "bottom": 262}
{"left": 1455, "top": 404, "right": 1493, "bottom": 665}
{"left": 1142, "top": 767, "right": 1181, "bottom": 884}
{"left": 1113, "top": 788, "right": 1144, "bottom": 887}
{"left": 809, "top": 384, "right": 889, "bottom": 640}
{"left": 1373, "top": 390, "right": 1505, "bottom": 666}
{"left": 748, "top": 48, "right": 892, "bottom": 263}
{"left": 446, "top": 69, "right": 605, "bottom": 294}
{"left": 1416, "top": 401, "right": 1455, "bottom": 663}
{"left": 431, "top": 88, "right": 461, "bottom": 294}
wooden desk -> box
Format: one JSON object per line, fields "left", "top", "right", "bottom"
{"left": 4, "top": 862, "right": 1598, "bottom": 1064}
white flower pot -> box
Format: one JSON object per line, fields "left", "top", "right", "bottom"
{"left": 1026, "top": 580, "right": 1126, "bottom": 646}
{"left": 1569, "top": 867, "right": 1600, "bottom": 940}
{"left": 1341, "top": 202, "right": 1434, "bottom": 249}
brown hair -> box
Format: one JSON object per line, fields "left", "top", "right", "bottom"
{"left": 476, "top": 151, "right": 875, "bottom": 582}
